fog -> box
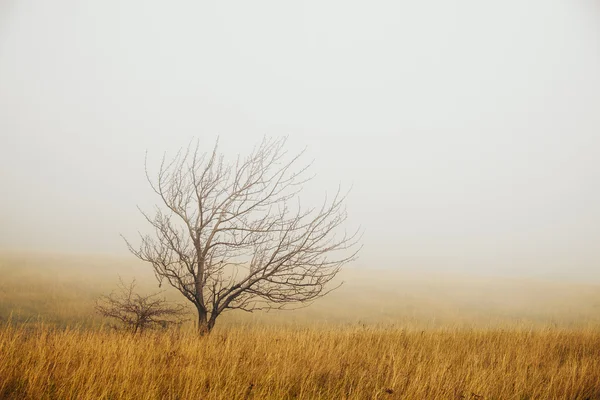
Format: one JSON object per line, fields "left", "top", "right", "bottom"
{"left": 1, "top": 0, "right": 600, "bottom": 282}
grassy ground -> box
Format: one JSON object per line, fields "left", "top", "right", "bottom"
{"left": 2, "top": 325, "right": 600, "bottom": 399}
{"left": 1, "top": 251, "right": 600, "bottom": 399}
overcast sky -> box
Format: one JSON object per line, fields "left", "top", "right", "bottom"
{"left": 1, "top": 0, "right": 599, "bottom": 281}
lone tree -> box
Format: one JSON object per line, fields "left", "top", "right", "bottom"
{"left": 125, "top": 137, "right": 361, "bottom": 334}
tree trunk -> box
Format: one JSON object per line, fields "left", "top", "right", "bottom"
{"left": 197, "top": 308, "right": 215, "bottom": 335}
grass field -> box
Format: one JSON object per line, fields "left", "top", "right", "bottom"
{"left": 2, "top": 251, "right": 600, "bottom": 399}
{"left": 2, "top": 325, "right": 600, "bottom": 399}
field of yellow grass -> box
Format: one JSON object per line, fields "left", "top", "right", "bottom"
{"left": 2, "top": 251, "right": 600, "bottom": 399}
{"left": 2, "top": 325, "right": 600, "bottom": 399}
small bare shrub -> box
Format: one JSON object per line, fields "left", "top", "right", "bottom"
{"left": 95, "top": 278, "right": 187, "bottom": 333}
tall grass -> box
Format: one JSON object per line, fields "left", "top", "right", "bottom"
{"left": 2, "top": 251, "right": 600, "bottom": 399}
{"left": 1, "top": 323, "right": 600, "bottom": 399}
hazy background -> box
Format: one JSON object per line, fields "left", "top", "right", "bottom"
{"left": 1, "top": 0, "right": 600, "bottom": 282}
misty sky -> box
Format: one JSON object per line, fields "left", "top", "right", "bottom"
{"left": 1, "top": 0, "right": 600, "bottom": 281}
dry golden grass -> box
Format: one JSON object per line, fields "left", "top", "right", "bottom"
{"left": 1, "top": 324, "right": 600, "bottom": 399}
{"left": 2, "top": 251, "right": 600, "bottom": 399}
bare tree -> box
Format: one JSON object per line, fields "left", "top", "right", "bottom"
{"left": 124, "top": 137, "right": 361, "bottom": 334}
{"left": 95, "top": 278, "right": 188, "bottom": 333}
